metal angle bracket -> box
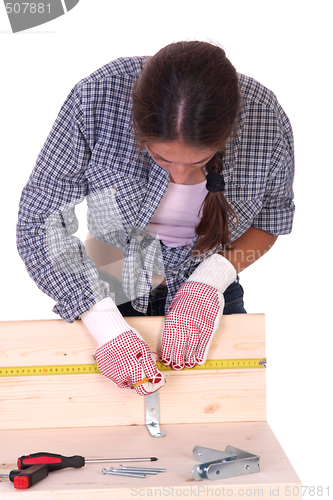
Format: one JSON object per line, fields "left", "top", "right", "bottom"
{"left": 192, "top": 445, "right": 260, "bottom": 481}
{"left": 144, "top": 392, "right": 165, "bottom": 438}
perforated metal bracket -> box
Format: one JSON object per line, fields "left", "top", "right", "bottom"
{"left": 192, "top": 445, "right": 260, "bottom": 481}
{"left": 144, "top": 392, "right": 165, "bottom": 438}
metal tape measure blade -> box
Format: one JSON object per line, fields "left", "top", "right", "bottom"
{"left": 0, "top": 359, "right": 265, "bottom": 377}
{"left": 0, "top": 364, "right": 100, "bottom": 377}
{"left": 156, "top": 358, "right": 265, "bottom": 371}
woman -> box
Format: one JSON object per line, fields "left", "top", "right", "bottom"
{"left": 17, "top": 41, "right": 295, "bottom": 396}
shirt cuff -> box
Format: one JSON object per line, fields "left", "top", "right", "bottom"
{"left": 80, "top": 297, "right": 142, "bottom": 347}
{"left": 187, "top": 253, "right": 236, "bottom": 294}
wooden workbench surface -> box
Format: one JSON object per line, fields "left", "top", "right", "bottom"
{"left": 0, "top": 422, "right": 301, "bottom": 499}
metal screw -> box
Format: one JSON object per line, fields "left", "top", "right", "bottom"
{"left": 245, "top": 465, "right": 250, "bottom": 470}
{"left": 119, "top": 465, "right": 166, "bottom": 473}
{"left": 110, "top": 466, "right": 158, "bottom": 475}
{"left": 102, "top": 468, "right": 146, "bottom": 478}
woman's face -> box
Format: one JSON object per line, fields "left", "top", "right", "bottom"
{"left": 146, "top": 141, "right": 216, "bottom": 184}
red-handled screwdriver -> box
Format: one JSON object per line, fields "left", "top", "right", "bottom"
{"left": 0, "top": 465, "right": 49, "bottom": 489}
{"left": 18, "top": 452, "right": 158, "bottom": 472}
{"left": 18, "top": 452, "right": 84, "bottom": 471}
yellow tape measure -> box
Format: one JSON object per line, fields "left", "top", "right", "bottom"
{"left": 157, "top": 358, "right": 266, "bottom": 371}
{"left": 0, "top": 364, "right": 100, "bottom": 377}
{"left": 0, "top": 358, "right": 265, "bottom": 377}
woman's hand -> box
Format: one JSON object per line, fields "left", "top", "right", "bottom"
{"left": 80, "top": 297, "right": 165, "bottom": 395}
{"left": 95, "top": 330, "right": 165, "bottom": 396}
{"left": 160, "top": 254, "right": 236, "bottom": 370}
{"left": 160, "top": 281, "right": 223, "bottom": 369}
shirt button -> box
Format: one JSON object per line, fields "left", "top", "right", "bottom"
{"left": 137, "top": 235, "right": 144, "bottom": 242}
{"left": 111, "top": 188, "right": 117, "bottom": 195}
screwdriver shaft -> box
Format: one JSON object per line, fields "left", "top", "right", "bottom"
{"left": 86, "top": 457, "right": 157, "bottom": 463}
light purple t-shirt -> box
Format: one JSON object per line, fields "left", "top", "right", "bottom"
{"left": 146, "top": 180, "right": 207, "bottom": 247}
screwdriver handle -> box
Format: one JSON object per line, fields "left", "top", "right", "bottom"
{"left": 18, "top": 452, "right": 85, "bottom": 471}
{"left": 14, "top": 465, "right": 49, "bottom": 489}
{"left": 0, "top": 468, "right": 43, "bottom": 486}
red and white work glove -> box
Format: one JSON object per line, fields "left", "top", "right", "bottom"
{"left": 81, "top": 297, "right": 165, "bottom": 396}
{"left": 160, "top": 253, "right": 236, "bottom": 370}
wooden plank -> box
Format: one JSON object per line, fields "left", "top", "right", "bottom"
{"left": 0, "top": 314, "right": 265, "bottom": 367}
{"left": 0, "top": 314, "right": 266, "bottom": 429}
{"left": 0, "top": 369, "right": 266, "bottom": 430}
{"left": 0, "top": 422, "right": 301, "bottom": 499}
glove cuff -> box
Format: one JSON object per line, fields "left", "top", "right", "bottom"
{"left": 80, "top": 297, "right": 143, "bottom": 347}
{"left": 187, "top": 253, "right": 236, "bottom": 294}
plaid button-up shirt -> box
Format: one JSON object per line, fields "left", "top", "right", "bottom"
{"left": 17, "top": 56, "right": 295, "bottom": 322}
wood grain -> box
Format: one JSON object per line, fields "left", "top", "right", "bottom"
{"left": 0, "top": 315, "right": 266, "bottom": 429}
{"left": 0, "top": 369, "right": 266, "bottom": 430}
{"left": 0, "top": 314, "right": 265, "bottom": 367}
{"left": 0, "top": 314, "right": 301, "bottom": 498}
{"left": 0, "top": 422, "right": 301, "bottom": 499}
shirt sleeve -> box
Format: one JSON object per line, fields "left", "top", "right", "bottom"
{"left": 16, "top": 84, "right": 110, "bottom": 322}
{"left": 251, "top": 105, "right": 295, "bottom": 235}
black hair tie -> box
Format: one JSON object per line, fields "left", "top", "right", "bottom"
{"left": 206, "top": 172, "right": 225, "bottom": 193}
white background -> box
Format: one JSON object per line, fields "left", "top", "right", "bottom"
{"left": 1, "top": 0, "right": 332, "bottom": 495}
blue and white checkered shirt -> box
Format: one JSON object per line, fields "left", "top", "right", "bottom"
{"left": 17, "top": 56, "right": 295, "bottom": 322}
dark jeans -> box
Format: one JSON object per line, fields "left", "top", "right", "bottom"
{"left": 115, "top": 276, "right": 246, "bottom": 317}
